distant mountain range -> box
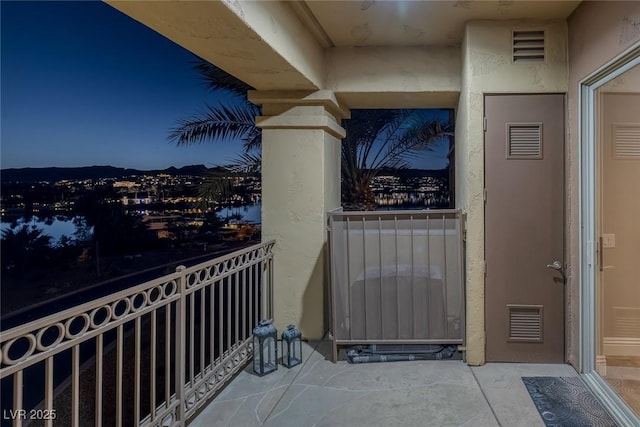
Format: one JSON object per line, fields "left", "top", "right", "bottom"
{"left": 0, "top": 165, "right": 221, "bottom": 183}
{"left": 0, "top": 165, "right": 448, "bottom": 183}
{"left": 377, "top": 167, "right": 449, "bottom": 179}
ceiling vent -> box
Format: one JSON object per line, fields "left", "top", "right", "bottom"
{"left": 513, "top": 30, "right": 545, "bottom": 63}
{"left": 613, "top": 123, "right": 640, "bottom": 159}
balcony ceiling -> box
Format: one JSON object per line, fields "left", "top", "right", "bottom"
{"left": 107, "top": 0, "right": 581, "bottom": 92}
{"left": 291, "top": 0, "right": 581, "bottom": 48}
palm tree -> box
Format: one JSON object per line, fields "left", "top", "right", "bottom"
{"left": 1, "top": 224, "right": 52, "bottom": 276}
{"left": 341, "top": 109, "right": 453, "bottom": 210}
{"left": 170, "top": 59, "right": 453, "bottom": 210}
{"left": 168, "top": 61, "right": 260, "bottom": 152}
{"left": 168, "top": 61, "right": 261, "bottom": 207}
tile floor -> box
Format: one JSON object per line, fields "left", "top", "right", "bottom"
{"left": 189, "top": 339, "right": 581, "bottom": 427}
{"left": 603, "top": 357, "right": 640, "bottom": 418}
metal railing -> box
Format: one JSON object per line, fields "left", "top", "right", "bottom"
{"left": 328, "top": 210, "right": 465, "bottom": 361}
{"left": 0, "top": 240, "right": 275, "bottom": 427}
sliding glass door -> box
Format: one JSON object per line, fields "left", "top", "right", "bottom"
{"left": 581, "top": 47, "right": 640, "bottom": 426}
{"left": 597, "top": 66, "right": 640, "bottom": 417}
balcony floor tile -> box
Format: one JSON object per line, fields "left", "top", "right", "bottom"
{"left": 471, "top": 363, "right": 580, "bottom": 427}
{"left": 189, "top": 339, "right": 578, "bottom": 427}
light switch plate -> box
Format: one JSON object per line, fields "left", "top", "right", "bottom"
{"left": 602, "top": 234, "right": 616, "bottom": 248}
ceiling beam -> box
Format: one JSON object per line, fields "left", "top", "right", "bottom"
{"left": 106, "top": 0, "right": 325, "bottom": 91}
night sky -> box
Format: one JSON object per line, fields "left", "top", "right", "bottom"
{"left": 1, "top": 1, "right": 450, "bottom": 171}
{"left": 1, "top": 0, "right": 245, "bottom": 170}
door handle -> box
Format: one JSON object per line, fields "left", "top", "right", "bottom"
{"left": 598, "top": 237, "right": 615, "bottom": 271}
{"left": 546, "top": 260, "right": 566, "bottom": 284}
{"left": 546, "top": 261, "right": 562, "bottom": 271}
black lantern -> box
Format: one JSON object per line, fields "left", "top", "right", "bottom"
{"left": 253, "top": 319, "right": 278, "bottom": 376}
{"left": 281, "top": 324, "right": 302, "bottom": 368}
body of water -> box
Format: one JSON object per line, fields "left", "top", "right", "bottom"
{"left": 0, "top": 216, "right": 89, "bottom": 246}
{"left": 218, "top": 204, "right": 261, "bottom": 224}
{"left": 0, "top": 204, "right": 262, "bottom": 246}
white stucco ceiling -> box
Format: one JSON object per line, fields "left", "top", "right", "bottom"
{"left": 107, "top": 0, "right": 582, "bottom": 92}
{"left": 292, "top": 0, "right": 581, "bottom": 47}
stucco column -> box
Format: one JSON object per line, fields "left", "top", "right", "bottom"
{"left": 249, "top": 90, "right": 349, "bottom": 339}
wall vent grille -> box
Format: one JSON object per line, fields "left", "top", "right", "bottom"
{"left": 614, "top": 307, "right": 640, "bottom": 338}
{"left": 507, "top": 123, "right": 543, "bottom": 159}
{"left": 508, "top": 305, "right": 543, "bottom": 342}
{"left": 513, "top": 30, "right": 545, "bottom": 62}
{"left": 614, "top": 123, "right": 640, "bottom": 159}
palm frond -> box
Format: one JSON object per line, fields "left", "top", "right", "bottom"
{"left": 223, "top": 152, "right": 262, "bottom": 175}
{"left": 343, "top": 110, "right": 398, "bottom": 145}
{"left": 243, "top": 131, "right": 262, "bottom": 153}
{"left": 372, "top": 116, "right": 453, "bottom": 171}
{"left": 403, "top": 119, "right": 454, "bottom": 150}
{"left": 340, "top": 109, "right": 455, "bottom": 209}
{"left": 195, "top": 174, "right": 233, "bottom": 212}
{"left": 168, "top": 103, "right": 261, "bottom": 148}
{"left": 191, "top": 59, "right": 253, "bottom": 95}
{"left": 365, "top": 111, "right": 414, "bottom": 170}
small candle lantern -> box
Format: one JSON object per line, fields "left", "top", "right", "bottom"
{"left": 281, "top": 324, "right": 303, "bottom": 368}
{"left": 253, "top": 319, "right": 278, "bottom": 376}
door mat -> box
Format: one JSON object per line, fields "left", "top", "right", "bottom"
{"left": 522, "top": 376, "right": 616, "bottom": 426}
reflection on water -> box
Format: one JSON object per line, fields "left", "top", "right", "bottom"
{"left": 218, "top": 204, "right": 261, "bottom": 224}
{"left": 0, "top": 216, "right": 91, "bottom": 246}
{"left": 0, "top": 205, "right": 262, "bottom": 247}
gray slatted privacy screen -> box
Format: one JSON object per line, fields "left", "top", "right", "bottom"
{"left": 328, "top": 209, "right": 465, "bottom": 359}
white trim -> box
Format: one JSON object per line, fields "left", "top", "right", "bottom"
{"left": 603, "top": 337, "right": 640, "bottom": 356}
{"left": 579, "top": 40, "right": 640, "bottom": 427}
{"left": 596, "top": 354, "right": 607, "bottom": 376}
{"left": 579, "top": 79, "right": 597, "bottom": 373}
{"left": 582, "top": 372, "right": 640, "bottom": 426}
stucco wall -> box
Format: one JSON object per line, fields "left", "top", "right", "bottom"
{"left": 261, "top": 128, "right": 340, "bottom": 338}
{"left": 252, "top": 91, "right": 346, "bottom": 339}
{"left": 567, "top": 1, "right": 640, "bottom": 369}
{"left": 325, "top": 46, "right": 461, "bottom": 108}
{"left": 223, "top": 0, "right": 325, "bottom": 89}
{"left": 458, "top": 19, "right": 568, "bottom": 365}
{"left": 602, "top": 63, "right": 640, "bottom": 92}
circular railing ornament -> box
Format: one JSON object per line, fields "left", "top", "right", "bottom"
{"left": 36, "top": 323, "right": 65, "bottom": 352}
{"left": 147, "top": 286, "right": 163, "bottom": 304}
{"left": 90, "top": 306, "right": 112, "bottom": 329}
{"left": 3, "top": 334, "right": 37, "bottom": 365}
{"left": 130, "top": 292, "right": 148, "bottom": 312}
{"left": 110, "top": 298, "right": 131, "bottom": 320}
{"left": 162, "top": 280, "right": 177, "bottom": 298}
{"left": 64, "top": 313, "right": 91, "bottom": 339}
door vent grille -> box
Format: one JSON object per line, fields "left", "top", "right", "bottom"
{"left": 614, "top": 307, "right": 640, "bottom": 338}
{"left": 507, "top": 123, "right": 543, "bottom": 159}
{"left": 513, "top": 30, "right": 545, "bottom": 62}
{"left": 614, "top": 124, "right": 640, "bottom": 159}
{"left": 508, "top": 305, "right": 543, "bottom": 342}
